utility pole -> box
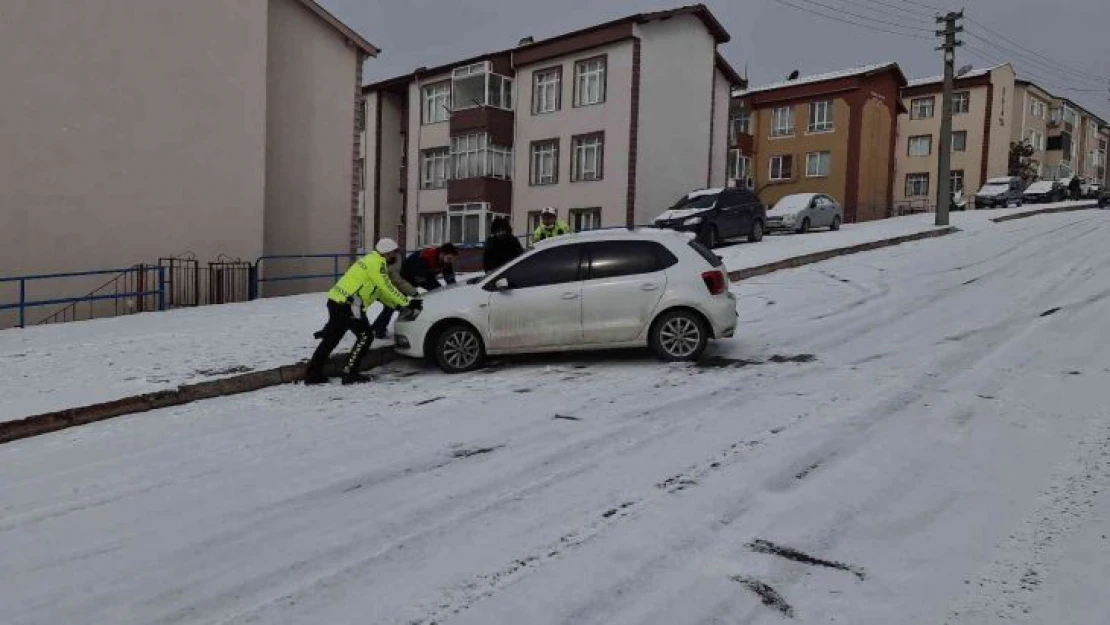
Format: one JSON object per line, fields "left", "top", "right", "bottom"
{"left": 934, "top": 10, "right": 963, "bottom": 226}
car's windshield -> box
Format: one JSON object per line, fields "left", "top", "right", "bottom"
{"left": 1026, "top": 181, "right": 1053, "bottom": 192}
{"left": 979, "top": 184, "right": 1008, "bottom": 194}
{"left": 771, "top": 195, "right": 814, "bottom": 212}
{"left": 670, "top": 193, "right": 719, "bottom": 211}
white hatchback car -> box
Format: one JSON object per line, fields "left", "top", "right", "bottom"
{"left": 394, "top": 229, "right": 738, "bottom": 373}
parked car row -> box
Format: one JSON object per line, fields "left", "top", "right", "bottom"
{"left": 974, "top": 176, "right": 1102, "bottom": 208}
{"left": 651, "top": 188, "right": 845, "bottom": 248}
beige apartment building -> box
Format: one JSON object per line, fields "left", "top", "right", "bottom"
{"left": 729, "top": 63, "right": 908, "bottom": 222}
{"left": 1012, "top": 80, "right": 1107, "bottom": 184}
{"left": 894, "top": 64, "right": 1016, "bottom": 209}
{"left": 1, "top": 0, "right": 376, "bottom": 326}
{"left": 361, "top": 5, "right": 741, "bottom": 250}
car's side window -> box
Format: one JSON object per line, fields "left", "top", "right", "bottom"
{"left": 587, "top": 241, "right": 675, "bottom": 280}
{"left": 497, "top": 244, "right": 582, "bottom": 289}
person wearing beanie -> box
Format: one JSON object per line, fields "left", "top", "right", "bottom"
{"left": 483, "top": 216, "right": 524, "bottom": 273}
{"left": 304, "top": 238, "right": 420, "bottom": 385}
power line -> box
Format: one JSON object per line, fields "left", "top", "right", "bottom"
{"left": 785, "top": 0, "right": 935, "bottom": 32}
{"left": 832, "top": 0, "right": 937, "bottom": 23}
{"left": 767, "top": 0, "right": 935, "bottom": 40}
{"left": 964, "top": 44, "right": 1110, "bottom": 96}
{"left": 965, "top": 32, "right": 1110, "bottom": 90}
{"left": 963, "top": 16, "right": 1110, "bottom": 83}
{"left": 892, "top": 0, "right": 947, "bottom": 12}
{"left": 855, "top": 0, "right": 938, "bottom": 19}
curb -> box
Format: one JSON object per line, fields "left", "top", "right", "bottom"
{"left": 0, "top": 347, "right": 394, "bottom": 444}
{"left": 989, "top": 203, "right": 1097, "bottom": 223}
{"left": 729, "top": 226, "right": 960, "bottom": 282}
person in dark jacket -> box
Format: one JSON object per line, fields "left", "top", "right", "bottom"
{"left": 483, "top": 217, "right": 524, "bottom": 273}
{"left": 372, "top": 243, "right": 458, "bottom": 338}
{"left": 1069, "top": 176, "right": 1082, "bottom": 201}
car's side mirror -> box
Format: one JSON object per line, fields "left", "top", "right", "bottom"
{"left": 495, "top": 278, "right": 510, "bottom": 291}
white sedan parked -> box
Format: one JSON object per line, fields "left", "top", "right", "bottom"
{"left": 765, "top": 193, "right": 843, "bottom": 233}
{"left": 394, "top": 229, "right": 738, "bottom": 373}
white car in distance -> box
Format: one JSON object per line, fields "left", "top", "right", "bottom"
{"left": 765, "top": 193, "right": 844, "bottom": 233}
{"left": 394, "top": 229, "right": 739, "bottom": 373}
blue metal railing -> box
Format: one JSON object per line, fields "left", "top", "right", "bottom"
{"left": 0, "top": 266, "right": 165, "bottom": 328}
{"left": 252, "top": 253, "right": 361, "bottom": 299}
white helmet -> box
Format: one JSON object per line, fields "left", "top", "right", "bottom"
{"left": 375, "top": 238, "right": 399, "bottom": 254}
{"left": 541, "top": 207, "right": 557, "bottom": 216}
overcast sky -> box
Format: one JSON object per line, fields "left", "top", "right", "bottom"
{"left": 320, "top": 0, "right": 1109, "bottom": 119}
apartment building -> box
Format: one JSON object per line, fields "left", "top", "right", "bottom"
{"left": 729, "top": 63, "right": 908, "bottom": 222}
{"left": 1, "top": 0, "right": 376, "bottom": 324}
{"left": 1012, "top": 80, "right": 1108, "bottom": 183}
{"left": 895, "top": 64, "right": 1016, "bottom": 208}
{"left": 361, "top": 4, "right": 742, "bottom": 249}
{"left": 1012, "top": 79, "right": 1055, "bottom": 178}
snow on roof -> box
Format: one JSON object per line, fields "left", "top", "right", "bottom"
{"left": 906, "top": 64, "right": 1005, "bottom": 88}
{"left": 735, "top": 63, "right": 898, "bottom": 97}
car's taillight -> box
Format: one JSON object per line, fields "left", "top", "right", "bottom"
{"left": 702, "top": 270, "right": 726, "bottom": 295}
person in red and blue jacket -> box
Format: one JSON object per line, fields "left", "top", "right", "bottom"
{"left": 372, "top": 243, "right": 458, "bottom": 338}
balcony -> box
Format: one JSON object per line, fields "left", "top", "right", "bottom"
{"left": 448, "top": 178, "right": 512, "bottom": 214}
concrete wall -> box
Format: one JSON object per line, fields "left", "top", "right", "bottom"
{"left": 374, "top": 92, "right": 407, "bottom": 245}
{"left": 985, "top": 66, "right": 1016, "bottom": 181}
{"left": 857, "top": 96, "right": 893, "bottom": 221}
{"left": 263, "top": 0, "right": 358, "bottom": 285}
{"left": 634, "top": 15, "right": 717, "bottom": 224}
{"left": 753, "top": 99, "right": 852, "bottom": 208}
{"left": 513, "top": 40, "right": 635, "bottom": 235}
{"left": 710, "top": 68, "right": 733, "bottom": 188}
{"left": 0, "top": 0, "right": 269, "bottom": 290}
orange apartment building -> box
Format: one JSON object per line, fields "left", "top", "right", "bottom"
{"left": 729, "top": 63, "right": 907, "bottom": 223}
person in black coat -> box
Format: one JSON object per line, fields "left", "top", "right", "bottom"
{"left": 1069, "top": 176, "right": 1082, "bottom": 201}
{"left": 483, "top": 217, "right": 524, "bottom": 273}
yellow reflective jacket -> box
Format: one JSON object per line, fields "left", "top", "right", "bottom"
{"left": 327, "top": 252, "right": 410, "bottom": 310}
{"left": 533, "top": 220, "right": 571, "bottom": 243}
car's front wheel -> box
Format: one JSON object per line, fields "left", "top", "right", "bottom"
{"left": 650, "top": 310, "right": 709, "bottom": 362}
{"left": 830, "top": 215, "right": 842, "bottom": 231}
{"left": 748, "top": 220, "right": 764, "bottom": 243}
{"left": 433, "top": 323, "right": 485, "bottom": 374}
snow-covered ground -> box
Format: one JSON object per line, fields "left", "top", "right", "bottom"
{"left": 1, "top": 202, "right": 1092, "bottom": 424}
{"left": 3, "top": 209, "right": 1109, "bottom": 624}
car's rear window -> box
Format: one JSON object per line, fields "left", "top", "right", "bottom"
{"left": 688, "top": 240, "right": 723, "bottom": 267}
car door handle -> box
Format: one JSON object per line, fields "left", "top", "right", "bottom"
{"left": 640, "top": 283, "right": 660, "bottom": 291}
{"left": 561, "top": 292, "right": 579, "bottom": 300}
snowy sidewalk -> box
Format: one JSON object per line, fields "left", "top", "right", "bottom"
{"left": 0, "top": 201, "right": 1095, "bottom": 425}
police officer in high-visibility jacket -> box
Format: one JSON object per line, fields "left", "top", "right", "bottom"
{"left": 532, "top": 207, "right": 570, "bottom": 243}
{"left": 305, "top": 238, "right": 419, "bottom": 385}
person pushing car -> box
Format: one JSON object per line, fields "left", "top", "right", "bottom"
{"left": 304, "top": 238, "right": 419, "bottom": 385}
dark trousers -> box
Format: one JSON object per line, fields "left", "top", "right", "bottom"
{"left": 308, "top": 300, "right": 373, "bottom": 376}
{"left": 372, "top": 277, "right": 440, "bottom": 333}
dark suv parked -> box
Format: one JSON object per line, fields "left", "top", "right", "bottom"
{"left": 652, "top": 187, "right": 767, "bottom": 248}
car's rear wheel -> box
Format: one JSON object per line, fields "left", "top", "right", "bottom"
{"left": 748, "top": 220, "right": 764, "bottom": 243}
{"left": 650, "top": 310, "right": 709, "bottom": 362}
{"left": 797, "top": 217, "right": 810, "bottom": 234}
{"left": 830, "top": 215, "right": 842, "bottom": 231}
{"left": 433, "top": 323, "right": 485, "bottom": 374}
{"left": 699, "top": 225, "right": 720, "bottom": 249}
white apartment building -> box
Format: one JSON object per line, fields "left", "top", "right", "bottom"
{"left": 361, "top": 5, "right": 741, "bottom": 249}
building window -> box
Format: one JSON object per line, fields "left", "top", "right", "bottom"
{"left": 356, "top": 99, "right": 366, "bottom": 132}
{"left": 728, "top": 149, "right": 751, "bottom": 183}
{"left": 451, "top": 133, "right": 511, "bottom": 180}
{"left": 952, "top": 91, "right": 970, "bottom": 115}
{"left": 451, "top": 62, "right": 513, "bottom": 112}
{"left": 569, "top": 208, "right": 602, "bottom": 232}
{"left": 771, "top": 106, "right": 795, "bottom": 137}
{"left": 444, "top": 203, "right": 506, "bottom": 244}
{"left": 808, "top": 100, "right": 834, "bottom": 133}
{"left": 420, "top": 148, "right": 450, "bottom": 189}
{"left": 574, "top": 56, "right": 606, "bottom": 106}
{"left": 908, "top": 135, "right": 933, "bottom": 157}
{"left": 905, "top": 173, "right": 930, "bottom": 197}
{"left": 423, "top": 82, "right": 451, "bottom": 124}
{"left": 419, "top": 213, "right": 447, "bottom": 246}
{"left": 572, "top": 132, "right": 604, "bottom": 182}
{"left": 950, "top": 169, "right": 965, "bottom": 194}
{"left": 527, "top": 210, "right": 545, "bottom": 234}
{"left": 533, "top": 67, "right": 562, "bottom": 114}
{"left": 729, "top": 110, "right": 750, "bottom": 143}
{"left": 1030, "top": 99, "right": 1047, "bottom": 119}
{"left": 952, "top": 130, "right": 968, "bottom": 152}
{"left": 910, "top": 96, "right": 935, "bottom": 120}
{"left": 530, "top": 139, "right": 559, "bottom": 186}
{"left": 769, "top": 155, "right": 793, "bottom": 181}
{"left": 356, "top": 158, "right": 366, "bottom": 190}
{"left": 805, "top": 151, "right": 831, "bottom": 177}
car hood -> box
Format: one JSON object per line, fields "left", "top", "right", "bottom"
{"left": 654, "top": 208, "right": 710, "bottom": 222}
{"left": 976, "top": 185, "right": 1009, "bottom": 197}
{"left": 412, "top": 281, "right": 490, "bottom": 314}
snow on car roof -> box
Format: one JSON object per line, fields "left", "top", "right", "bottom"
{"left": 985, "top": 177, "right": 1016, "bottom": 184}
{"left": 772, "top": 193, "right": 819, "bottom": 209}
{"left": 531, "top": 227, "right": 692, "bottom": 249}
{"left": 686, "top": 188, "right": 724, "bottom": 199}
{"left": 1025, "top": 181, "right": 1055, "bottom": 191}
{"left": 736, "top": 62, "right": 898, "bottom": 96}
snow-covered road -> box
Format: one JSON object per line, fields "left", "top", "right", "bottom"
{"left": 3, "top": 210, "right": 1109, "bottom": 624}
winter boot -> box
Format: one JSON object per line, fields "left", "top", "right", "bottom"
{"left": 341, "top": 371, "right": 374, "bottom": 385}
{"left": 303, "top": 367, "right": 329, "bottom": 385}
